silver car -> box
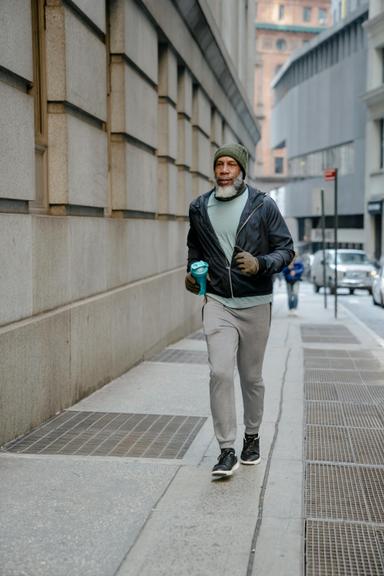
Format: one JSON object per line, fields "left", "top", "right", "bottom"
{"left": 372, "top": 266, "right": 384, "bottom": 307}
{"left": 311, "top": 249, "right": 376, "bottom": 295}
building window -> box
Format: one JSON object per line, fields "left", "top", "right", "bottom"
{"left": 303, "top": 7, "right": 311, "bottom": 22}
{"left": 380, "top": 119, "right": 384, "bottom": 170}
{"left": 278, "top": 4, "right": 285, "bottom": 20}
{"left": 318, "top": 8, "right": 327, "bottom": 25}
{"left": 275, "top": 157, "right": 284, "bottom": 174}
{"left": 276, "top": 38, "right": 287, "bottom": 51}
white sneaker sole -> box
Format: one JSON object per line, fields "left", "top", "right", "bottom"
{"left": 211, "top": 461, "right": 240, "bottom": 477}
{"left": 240, "top": 457, "right": 261, "bottom": 465}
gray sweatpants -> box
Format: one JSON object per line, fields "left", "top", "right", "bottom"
{"left": 203, "top": 298, "right": 271, "bottom": 449}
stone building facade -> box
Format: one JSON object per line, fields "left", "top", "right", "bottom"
{"left": 0, "top": 0, "right": 259, "bottom": 444}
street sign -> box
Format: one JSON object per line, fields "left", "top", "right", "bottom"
{"left": 324, "top": 168, "right": 337, "bottom": 181}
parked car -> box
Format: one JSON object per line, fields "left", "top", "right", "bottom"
{"left": 372, "top": 266, "right": 384, "bottom": 306}
{"left": 311, "top": 249, "right": 377, "bottom": 295}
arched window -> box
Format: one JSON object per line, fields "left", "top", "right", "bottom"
{"left": 276, "top": 38, "right": 287, "bottom": 51}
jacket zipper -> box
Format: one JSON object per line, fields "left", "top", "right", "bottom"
{"left": 227, "top": 201, "right": 264, "bottom": 298}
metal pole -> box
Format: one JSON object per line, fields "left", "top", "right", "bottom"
{"left": 321, "top": 189, "right": 327, "bottom": 309}
{"left": 334, "top": 169, "right": 338, "bottom": 319}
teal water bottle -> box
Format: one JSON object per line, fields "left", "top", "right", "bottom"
{"left": 190, "top": 261, "right": 209, "bottom": 296}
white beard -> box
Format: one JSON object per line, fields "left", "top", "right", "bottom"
{"left": 215, "top": 174, "right": 244, "bottom": 199}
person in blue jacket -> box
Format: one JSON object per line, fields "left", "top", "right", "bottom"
{"left": 283, "top": 257, "right": 304, "bottom": 313}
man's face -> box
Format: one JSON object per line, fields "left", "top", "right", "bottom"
{"left": 214, "top": 156, "right": 242, "bottom": 187}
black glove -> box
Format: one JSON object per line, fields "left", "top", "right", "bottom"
{"left": 185, "top": 273, "right": 200, "bottom": 294}
{"left": 234, "top": 251, "right": 260, "bottom": 276}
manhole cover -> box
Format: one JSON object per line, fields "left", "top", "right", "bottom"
{"left": 5, "top": 411, "right": 207, "bottom": 459}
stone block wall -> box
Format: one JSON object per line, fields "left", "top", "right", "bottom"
{"left": 0, "top": 0, "right": 259, "bottom": 444}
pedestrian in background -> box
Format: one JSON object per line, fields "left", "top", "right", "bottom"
{"left": 283, "top": 257, "right": 304, "bottom": 314}
{"left": 185, "top": 143, "right": 294, "bottom": 478}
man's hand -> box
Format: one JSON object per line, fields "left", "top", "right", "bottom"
{"left": 185, "top": 272, "right": 200, "bottom": 294}
{"left": 234, "top": 251, "right": 259, "bottom": 276}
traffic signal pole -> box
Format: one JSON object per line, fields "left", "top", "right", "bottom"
{"left": 324, "top": 168, "right": 338, "bottom": 319}
{"left": 320, "top": 189, "right": 327, "bottom": 309}
{"left": 334, "top": 169, "right": 338, "bottom": 320}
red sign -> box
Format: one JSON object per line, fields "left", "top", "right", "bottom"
{"left": 324, "top": 168, "right": 337, "bottom": 181}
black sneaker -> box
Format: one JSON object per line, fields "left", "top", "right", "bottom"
{"left": 240, "top": 433, "right": 260, "bottom": 465}
{"left": 212, "top": 448, "right": 239, "bottom": 477}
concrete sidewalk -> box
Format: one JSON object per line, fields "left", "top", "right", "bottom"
{"left": 1, "top": 283, "right": 384, "bottom": 576}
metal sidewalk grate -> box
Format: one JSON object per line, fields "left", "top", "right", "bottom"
{"left": 349, "top": 429, "right": 384, "bottom": 466}
{"left": 342, "top": 403, "right": 384, "bottom": 429}
{"left": 360, "top": 371, "right": 384, "bottom": 385}
{"left": 303, "top": 345, "right": 384, "bottom": 573}
{"left": 149, "top": 348, "right": 208, "bottom": 364}
{"left": 5, "top": 411, "right": 207, "bottom": 459}
{"left": 304, "top": 357, "right": 357, "bottom": 369}
{"left": 305, "top": 463, "right": 370, "bottom": 522}
{"left": 305, "top": 521, "right": 384, "bottom": 576}
{"left": 305, "top": 401, "right": 345, "bottom": 426}
{"left": 305, "top": 425, "right": 354, "bottom": 463}
{"left": 367, "top": 386, "right": 384, "bottom": 404}
{"left": 359, "top": 468, "right": 384, "bottom": 524}
{"left": 305, "top": 401, "right": 383, "bottom": 429}
{"left": 355, "top": 359, "right": 384, "bottom": 371}
{"left": 304, "top": 382, "right": 338, "bottom": 402}
{"left": 304, "top": 357, "right": 384, "bottom": 371}
{"left": 301, "top": 324, "right": 359, "bottom": 344}
{"left": 303, "top": 348, "right": 374, "bottom": 359}
{"left": 334, "top": 384, "right": 375, "bottom": 405}
{"left": 304, "top": 369, "right": 362, "bottom": 384}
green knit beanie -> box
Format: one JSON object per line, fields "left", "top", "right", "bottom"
{"left": 213, "top": 143, "right": 248, "bottom": 177}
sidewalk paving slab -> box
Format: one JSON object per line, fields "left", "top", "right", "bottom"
{"left": 1, "top": 283, "right": 383, "bottom": 576}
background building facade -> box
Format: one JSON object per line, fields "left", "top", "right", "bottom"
{"left": 0, "top": 0, "right": 259, "bottom": 444}
{"left": 364, "top": 0, "right": 384, "bottom": 262}
{"left": 254, "top": 0, "right": 332, "bottom": 192}
{"left": 271, "top": 5, "right": 368, "bottom": 253}
{"left": 332, "top": 0, "right": 368, "bottom": 23}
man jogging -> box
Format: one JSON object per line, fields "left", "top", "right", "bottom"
{"left": 185, "top": 143, "right": 294, "bottom": 478}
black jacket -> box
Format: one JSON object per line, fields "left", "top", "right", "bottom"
{"left": 187, "top": 186, "right": 295, "bottom": 298}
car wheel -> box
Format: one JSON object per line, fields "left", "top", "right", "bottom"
{"left": 313, "top": 281, "right": 320, "bottom": 293}
{"left": 349, "top": 288, "right": 355, "bottom": 295}
{"left": 367, "top": 287, "right": 372, "bottom": 295}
